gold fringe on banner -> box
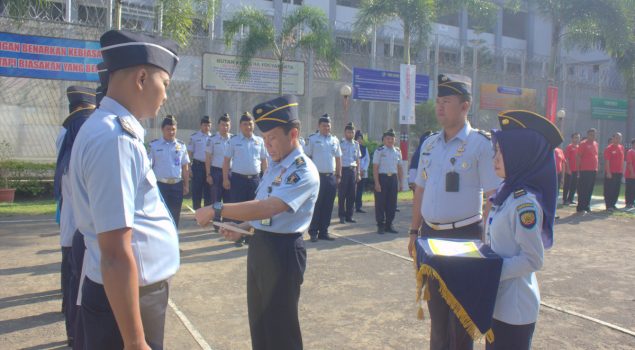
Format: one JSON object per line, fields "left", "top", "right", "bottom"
{"left": 415, "top": 264, "right": 495, "bottom": 343}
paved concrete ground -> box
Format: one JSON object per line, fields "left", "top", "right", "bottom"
{"left": 1, "top": 197, "right": 634, "bottom": 349}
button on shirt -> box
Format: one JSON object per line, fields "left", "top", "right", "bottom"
{"left": 188, "top": 130, "right": 211, "bottom": 162}
{"left": 305, "top": 133, "right": 342, "bottom": 173}
{"left": 373, "top": 146, "right": 402, "bottom": 174}
{"left": 415, "top": 122, "right": 501, "bottom": 223}
{"left": 69, "top": 97, "right": 179, "bottom": 286}
{"left": 149, "top": 138, "right": 190, "bottom": 179}
{"left": 250, "top": 147, "right": 319, "bottom": 233}
{"left": 486, "top": 192, "right": 544, "bottom": 325}
{"left": 340, "top": 139, "right": 361, "bottom": 167}
{"left": 206, "top": 133, "right": 232, "bottom": 168}
{"left": 225, "top": 133, "right": 268, "bottom": 175}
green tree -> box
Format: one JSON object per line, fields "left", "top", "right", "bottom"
{"left": 223, "top": 6, "right": 338, "bottom": 95}
{"left": 533, "top": 0, "right": 626, "bottom": 82}
{"left": 352, "top": 0, "right": 501, "bottom": 156}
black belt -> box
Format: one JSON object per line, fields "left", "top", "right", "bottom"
{"left": 233, "top": 172, "right": 259, "bottom": 179}
{"left": 254, "top": 229, "right": 302, "bottom": 238}
{"left": 139, "top": 280, "right": 168, "bottom": 295}
{"left": 193, "top": 159, "right": 205, "bottom": 164}
{"left": 319, "top": 172, "right": 333, "bottom": 176}
{"left": 342, "top": 166, "right": 357, "bottom": 169}
{"left": 379, "top": 173, "right": 396, "bottom": 177}
{"left": 211, "top": 166, "right": 223, "bottom": 171}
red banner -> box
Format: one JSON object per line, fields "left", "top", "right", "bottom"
{"left": 546, "top": 86, "right": 558, "bottom": 122}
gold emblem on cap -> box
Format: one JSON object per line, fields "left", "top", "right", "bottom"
{"left": 502, "top": 118, "right": 510, "bottom": 125}
{"left": 256, "top": 108, "right": 263, "bottom": 115}
{"left": 442, "top": 76, "right": 448, "bottom": 81}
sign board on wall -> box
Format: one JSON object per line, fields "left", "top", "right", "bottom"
{"left": 0, "top": 32, "right": 101, "bottom": 81}
{"left": 591, "top": 97, "right": 628, "bottom": 121}
{"left": 399, "top": 64, "right": 416, "bottom": 125}
{"left": 352, "top": 67, "right": 429, "bottom": 103}
{"left": 202, "top": 53, "right": 305, "bottom": 95}
{"left": 479, "top": 83, "right": 537, "bottom": 111}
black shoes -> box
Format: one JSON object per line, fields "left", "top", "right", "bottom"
{"left": 339, "top": 217, "right": 346, "bottom": 224}
{"left": 377, "top": 225, "right": 385, "bottom": 234}
{"left": 318, "top": 234, "right": 335, "bottom": 241}
{"left": 385, "top": 225, "right": 398, "bottom": 234}
{"left": 346, "top": 218, "right": 357, "bottom": 223}
{"left": 310, "top": 236, "right": 318, "bottom": 242}
{"left": 356, "top": 208, "right": 367, "bottom": 213}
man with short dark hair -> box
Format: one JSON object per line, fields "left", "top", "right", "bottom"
{"left": 603, "top": 132, "right": 624, "bottom": 211}
{"left": 625, "top": 139, "right": 635, "bottom": 209}
{"left": 338, "top": 122, "right": 361, "bottom": 223}
{"left": 576, "top": 128, "right": 599, "bottom": 213}
{"left": 189, "top": 116, "right": 212, "bottom": 209}
{"left": 562, "top": 132, "right": 580, "bottom": 205}
{"left": 205, "top": 114, "right": 232, "bottom": 204}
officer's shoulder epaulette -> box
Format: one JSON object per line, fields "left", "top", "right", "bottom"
{"left": 231, "top": 134, "right": 238, "bottom": 138}
{"left": 150, "top": 138, "right": 159, "bottom": 143}
{"left": 191, "top": 132, "right": 197, "bottom": 136}
{"left": 395, "top": 147, "right": 400, "bottom": 152}
{"left": 513, "top": 189, "right": 527, "bottom": 198}
{"left": 294, "top": 156, "right": 306, "bottom": 167}
{"left": 309, "top": 132, "right": 318, "bottom": 137}
{"left": 476, "top": 129, "right": 491, "bottom": 140}
{"left": 377, "top": 146, "right": 385, "bottom": 151}
{"left": 116, "top": 116, "right": 138, "bottom": 139}
{"left": 176, "top": 139, "right": 185, "bottom": 144}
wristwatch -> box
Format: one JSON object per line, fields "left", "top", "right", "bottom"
{"left": 212, "top": 202, "right": 223, "bottom": 222}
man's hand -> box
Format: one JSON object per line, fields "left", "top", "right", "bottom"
{"left": 219, "top": 225, "right": 244, "bottom": 242}
{"left": 183, "top": 183, "right": 189, "bottom": 196}
{"left": 398, "top": 181, "right": 403, "bottom": 192}
{"left": 124, "top": 340, "right": 152, "bottom": 350}
{"left": 374, "top": 183, "right": 381, "bottom": 193}
{"left": 223, "top": 179, "right": 230, "bottom": 190}
{"left": 195, "top": 207, "right": 215, "bottom": 227}
{"left": 336, "top": 175, "right": 341, "bottom": 186}
{"left": 408, "top": 182, "right": 416, "bottom": 190}
{"left": 408, "top": 234, "right": 417, "bottom": 258}
{"left": 206, "top": 174, "right": 213, "bottom": 185}
{"left": 607, "top": 172, "right": 612, "bottom": 179}
{"left": 356, "top": 174, "right": 361, "bottom": 183}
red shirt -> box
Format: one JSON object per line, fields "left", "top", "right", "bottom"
{"left": 604, "top": 144, "right": 625, "bottom": 174}
{"left": 626, "top": 149, "right": 635, "bottom": 179}
{"left": 565, "top": 143, "right": 579, "bottom": 171}
{"left": 578, "top": 140, "right": 598, "bottom": 171}
{"left": 554, "top": 148, "right": 565, "bottom": 174}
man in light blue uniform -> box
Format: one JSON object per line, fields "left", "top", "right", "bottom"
{"left": 373, "top": 129, "right": 402, "bottom": 233}
{"left": 54, "top": 85, "right": 96, "bottom": 347}
{"left": 305, "top": 114, "right": 342, "bottom": 242}
{"left": 69, "top": 30, "right": 180, "bottom": 350}
{"left": 189, "top": 116, "right": 212, "bottom": 209}
{"left": 354, "top": 130, "right": 370, "bottom": 213}
{"left": 149, "top": 115, "right": 190, "bottom": 227}
{"left": 338, "top": 122, "right": 361, "bottom": 223}
{"left": 205, "top": 113, "right": 232, "bottom": 203}
{"left": 196, "top": 95, "right": 319, "bottom": 350}
{"left": 408, "top": 74, "right": 501, "bottom": 350}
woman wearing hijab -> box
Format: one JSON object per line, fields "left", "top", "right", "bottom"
{"left": 486, "top": 110, "right": 563, "bottom": 350}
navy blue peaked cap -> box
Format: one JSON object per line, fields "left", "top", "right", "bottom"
{"left": 253, "top": 95, "right": 299, "bottom": 132}
{"left": 100, "top": 30, "right": 179, "bottom": 76}
{"left": 67, "top": 86, "right": 96, "bottom": 111}
{"left": 438, "top": 73, "right": 472, "bottom": 98}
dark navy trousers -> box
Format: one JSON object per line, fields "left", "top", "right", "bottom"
{"left": 157, "top": 182, "right": 183, "bottom": 228}
{"left": 338, "top": 167, "right": 357, "bottom": 220}
{"left": 210, "top": 166, "right": 230, "bottom": 203}
{"left": 248, "top": 231, "right": 305, "bottom": 350}
{"left": 191, "top": 160, "right": 211, "bottom": 209}
{"left": 486, "top": 319, "right": 536, "bottom": 350}
{"left": 374, "top": 174, "right": 398, "bottom": 226}
{"left": 308, "top": 173, "right": 337, "bottom": 237}
{"left": 355, "top": 178, "right": 367, "bottom": 211}
{"left": 61, "top": 246, "right": 72, "bottom": 339}
{"left": 70, "top": 230, "right": 85, "bottom": 350}
{"left": 228, "top": 173, "right": 259, "bottom": 203}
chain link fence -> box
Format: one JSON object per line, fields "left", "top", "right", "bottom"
{"left": 0, "top": 0, "right": 631, "bottom": 161}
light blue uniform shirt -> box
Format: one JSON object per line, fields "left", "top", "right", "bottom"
{"left": 486, "top": 191, "right": 544, "bottom": 325}
{"left": 69, "top": 97, "right": 179, "bottom": 286}
{"left": 373, "top": 145, "right": 402, "bottom": 173}
{"left": 224, "top": 133, "right": 267, "bottom": 175}
{"left": 188, "top": 130, "right": 211, "bottom": 162}
{"left": 340, "top": 138, "right": 361, "bottom": 167}
{"left": 149, "top": 138, "right": 190, "bottom": 180}
{"left": 305, "top": 133, "right": 342, "bottom": 173}
{"left": 415, "top": 122, "right": 501, "bottom": 223}
{"left": 250, "top": 147, "right": 319, "bottom": 233}
{"left": 206, "top": 133, "right": 232, "bottom": 168}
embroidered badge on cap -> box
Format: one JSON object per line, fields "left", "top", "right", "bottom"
{"left": 519, "top": 210, "right": 537, "bottom": 229}
{"left": 286, "top": 171, "right": 301, "bottom": 184}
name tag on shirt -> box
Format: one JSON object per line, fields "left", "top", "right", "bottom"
{"left": 261, "top": 218, "right": 272, "bottom": 226}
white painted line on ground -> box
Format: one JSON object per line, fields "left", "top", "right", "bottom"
{"left": 541, "top": 301, "right": 635, "bottom": 337}
{"left": 0, "top": 218, "right": 55, "bottom": 223}
{"left": 168, "top": 298, "right": 214, "bottom": 350}
{"left": 185, "top": 204, "right": 196, "bottom": 214}
{"left": 330, "top": 231, "right": 635, "bottom": 338}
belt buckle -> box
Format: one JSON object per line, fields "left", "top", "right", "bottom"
{"left": 387, "top": 173, "right": 393, "bottom": 176}
{"left": 429, "top": 223, "right": 440, "bottom": 230}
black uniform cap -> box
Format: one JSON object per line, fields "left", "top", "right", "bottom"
{"left": 354, "top": 130, "right": 363, "bottom": 140}
{"left": 253, "top": 95, "right": 299, "bottom": 132}
{"left": 200, "top": 115, "right": 211, "bottom": 124}
{"left": 438, "top": 73, "right": 472, "bottom": 98}
{"left": 218, "top": 113, "right": 230, "bottom": 123}
{"left": 319, "top": 113, "right": 331, "bottom": 124}
{"left": 497, "top": 110, "right": 564, "bottom": 148}
{"left": 100, "top": 30, "right": 179, "bottom": 76}
{"left": 67, "top": 86, "right": 96, "bottom": 112}
{"left": 344, "top": 122, "right": 355, "bottom": 131}
{"left": 383, "top": 128, "right": 396, "bottom": 138}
